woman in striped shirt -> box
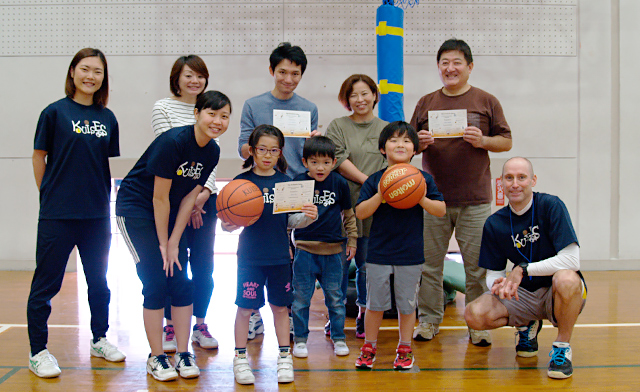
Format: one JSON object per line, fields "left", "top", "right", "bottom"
{"left": 151, "top": 55, "right": 220, "bottom": 352}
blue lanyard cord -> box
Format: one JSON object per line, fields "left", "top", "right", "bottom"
{"left": 509, "top": 197, "right": 534, "bottom": 280}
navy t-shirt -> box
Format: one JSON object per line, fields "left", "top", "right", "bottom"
{"left": 235, "top": 170, "right": 291, "bottom": 267}
{"left": 357, "top": 168, "right": 443, "bottom": 266}
{"left": 292, "top": 171, "right": 351, "bottom": 244}
{"left": 116, "top": 125, "right": 219, "bottom": 221}
{"left": 479, "top": 192, "right": 580, "bottom": 292}
{"left": 34, "top": 97, "right": 120, "bottom": 219}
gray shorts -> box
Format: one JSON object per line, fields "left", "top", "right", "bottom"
{"left": 495, "top": 280, "right": 587, "bottom": 327}
{"left": 366, "top": 263, "right": 422, "bottom": 314}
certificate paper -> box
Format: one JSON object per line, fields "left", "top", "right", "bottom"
{"left": 273, "top": 180, "right": 315, "bottom": 214}
{"left": 428, "top": 109, "right": 467, "bottom": 138}
{"left": 273, "top": 109, "right": 311, "bottom": 138}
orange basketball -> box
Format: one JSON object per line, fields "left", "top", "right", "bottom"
{"left": 216, "top": 179, "right": 264, "bottom": 227}
{"left": 379, "top": 163, "right": 426, "bottom": 209}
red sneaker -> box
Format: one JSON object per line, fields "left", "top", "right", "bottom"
{"left": 355, "top": 343, "right": 376, "bottom": 369}
{"left": 393, "top": 345, "right": 415, "bottom": 370}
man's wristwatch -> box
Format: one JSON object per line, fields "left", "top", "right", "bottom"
{"left": 518, "top": 262, "right": 529, "bottom": 277}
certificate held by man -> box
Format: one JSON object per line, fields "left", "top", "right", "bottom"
{"left": 273, "top": 180, "right": 315, "bottom": 214}
{"left": 428, "top": 109, "right": 467, "bottom": 138}
{"left": 273, "top": 109, "right": 311, "bottom": 138}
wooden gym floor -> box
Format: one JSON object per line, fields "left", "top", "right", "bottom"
{"left": 0, "top": 231, "right": 639, "bottom": 391}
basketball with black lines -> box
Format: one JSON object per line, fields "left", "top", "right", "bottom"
{"left": 379, "top": 163, "right": 426, "bottom": 209}
{"left": 216, "top": 179, "right": 264, "bottom": 227}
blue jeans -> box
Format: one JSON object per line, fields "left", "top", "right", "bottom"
{"left": 341, "top": 237, "right": 368, "bottom": 308}
{"left": 292, "top": 249, "right": 346, "bottom": 342}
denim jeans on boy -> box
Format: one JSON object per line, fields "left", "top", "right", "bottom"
{"left": 341, "top": 237, "right": 368, "bottom": 307}
{"left": 292, "top": 249, "right": 346, "bottom": 342}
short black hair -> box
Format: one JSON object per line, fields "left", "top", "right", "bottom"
{"left": 303, "top": 136, "right": 336, "bottom": 160}
{"left": 195, "top": 90, "right": 232, "bottom": 113}
{"left": 437, "top": 39, "right": 473, "bottom": 65}
{"left": 378, "top": 121, "right": 420, "bottom": 158}
{"left": 270, "top": 42, "right": 308, "bottom": 75}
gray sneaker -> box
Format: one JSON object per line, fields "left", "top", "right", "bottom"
{"left": 469, "top": 328, "right": 492, "bottom": 347}
{"left": 413, "top": 322, "right": 439, "bottom": 341}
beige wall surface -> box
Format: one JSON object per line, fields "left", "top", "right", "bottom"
{"left": 0, "top": 1, "right": 636, "bottom": 270}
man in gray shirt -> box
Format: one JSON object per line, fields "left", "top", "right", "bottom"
{"left": 238, "top": 42, "right": 319, "bottom": 179}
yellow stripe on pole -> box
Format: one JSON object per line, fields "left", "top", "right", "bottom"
{"left": 378, "top": 79, "right": 404, "bottom": 94}
{"left": 376, "top": 21, "right": 404, "bottom": 37}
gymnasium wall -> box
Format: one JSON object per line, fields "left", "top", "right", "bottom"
{"left": 0, "top": 1, "right": 635, "bottom": 270}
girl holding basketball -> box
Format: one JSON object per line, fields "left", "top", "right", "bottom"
{"left": 151, "top": 55, "right": 220, "bottom": 352}
{"left": 116, "top": 91, "right": 231, "bottom": 382}
{"left": 219, "top": 124, "right": 317, "bottom": 385}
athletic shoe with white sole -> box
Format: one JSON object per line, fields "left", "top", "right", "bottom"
{"left": 277, "top": 353, "right": 295, "bottom": 383}
{"left": 163, "top": 325, "right": 177, "bottom": 352}
{"left": 334, "top": 340, "right": 350, "bottom": 356}
{"left": 233, "top": 353, "right": 255, "bottom": 385}
{"left": 247, "top": 313, "right": 264, "bottom": 340}
{"left": 90, "top": 338, "right": 126, "bottom": 362}
{"left": 147, "top": 354, "right": 178, "bottom": 382}
{"left": 29, "top": 349, "right": 61, "bottom": 378}
{"left": 413, "top": 322, "right": 439, "bottom": 341}
{"left": 548, "top": 342, "right": 573, "bottom": 379}
{"left": 516, "top": 320, "right": 543, "bottom": 357}
{"left": 175, "top": 352, "right": 200, "bottom": 379}
{"left": 292, "top": 341, "right": 308, "bottom": 358}
{"left": 191, "top": 323, "right": 218, "bottom": 349}
{"left": 469, "top": 328, "right": 492, "bottom": 347}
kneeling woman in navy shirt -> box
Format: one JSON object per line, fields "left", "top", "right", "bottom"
{"left": 116, "top": 91, "right": 231, "bottom": 382}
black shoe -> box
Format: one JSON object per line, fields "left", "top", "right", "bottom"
{"left": 516, "top": 320, "right": 543, "bottom": 357}
{"left": 355, "top": 316, "right": 365, "bottom": 339}
{"left": 547, "top": 343, "right": 573, "bottom": 379}
{"left": 324, "top": 320, "right": 331, "bottom": 337}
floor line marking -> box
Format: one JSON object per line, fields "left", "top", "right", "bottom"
{"left": 0, "top": 368, "right": 20, "bottom": 384}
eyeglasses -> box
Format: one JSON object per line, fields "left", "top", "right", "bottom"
{"left": 255, "top": 147, "right": 282, "bottom": 156}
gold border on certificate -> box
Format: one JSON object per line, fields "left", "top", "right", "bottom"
{"left": 428, "top": 109, "right": 467, "bottom": 138}
{"left": 273, "top": 180, "right": 315, "bottom": 214}
{"left": 273, "top": 109, "right": 311, "bottom": 138}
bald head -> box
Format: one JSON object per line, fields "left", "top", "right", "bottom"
{"left": 502, "top": 157, "right": 534, "bottom": 178}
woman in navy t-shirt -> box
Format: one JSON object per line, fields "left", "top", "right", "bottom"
{"left": 116, "top": 91, "right": 230, "bottom": 382}
{"left": 27, "top": 48, "right": 124, "bottom": 379}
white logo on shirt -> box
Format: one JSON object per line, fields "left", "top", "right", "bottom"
{"left": 176, "top": 161, "right": 204, "bottom": 180}
{"left": 313, "top": 190, "right": 336, "bottom": 207}
{"left": 72, "top": 120, "right": 107, "bottom": 138}
{"left": 511, "top": 225, "right": 540, "bottom": 249}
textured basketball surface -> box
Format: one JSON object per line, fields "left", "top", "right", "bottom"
{"left": 216, "top": 179, "right": 264, "bottom": 227}
{"left": 379, "top": 163, "right": 426, "bottom": 209}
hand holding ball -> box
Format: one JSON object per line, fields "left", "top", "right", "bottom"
{"left": 379, "top": 163, "right": 426, "bottom": 209}
{"left": 216, "top": 179, "right": 264, "bottom": 227}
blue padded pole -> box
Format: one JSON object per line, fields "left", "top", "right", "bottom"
{"left": 376, "top": 2, "right": 404, "bottom": 122}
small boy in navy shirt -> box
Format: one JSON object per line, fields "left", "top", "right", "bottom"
{"left": 291, "top": 136, "right": 357, "bottom": 358}
{"left": 355, "top": 121, "right": 446, "bottom": 370}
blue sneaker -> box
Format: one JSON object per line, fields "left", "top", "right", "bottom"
{"left": 515, "top": 320, "right": 542, "bottom": 357}
{"left": 547, "top": 342, "right": 573, "bottom": 379}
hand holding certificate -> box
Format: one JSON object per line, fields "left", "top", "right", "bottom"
{"left": 273, "top": 180, "right": 315, "bottom": 214}
{"left": 273, "top": 109, "right": 311, "bottom": 138}
{"left": 428, "top": 109, "right": 467, "bottom": 138}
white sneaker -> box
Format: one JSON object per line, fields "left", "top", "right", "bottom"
{"left": 334, "top": 340, "right": 350, "bottom": 356}
{"left": 191, "top": 323, "right": 218, "bottom": 349}
{"left": 413, "top": 322, "right": 439, "bottom": 341}
{"left": 277, "top": 353, "right": 294, "bottom": 383}
{"left": 147, "top": 354, "right": 178, "bottom": 382}
{"left": 292, "top": 342, "right": 308, "bottom": 358}
{"left": 233, "top": 353, "right": 255, "bottom": 385}
{"left": 175, "top": 352, "right": 200, "bottom": 379}
{"left": 163, "top": 325, "right": 177, "bottom": 352}
{"left": 29, "top": 349, "right": 61, "bottom": 378}
{"left": 90, "top": 338, "right": 126, "bottom": 362}
{"left": 247, "top": 313, "right": 264, "bottom": 340}
{"left": 469, "top": 328, "right": 492, "bottom": 347}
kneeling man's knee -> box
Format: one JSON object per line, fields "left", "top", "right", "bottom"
{"left": 552, "top": 270, "right": 581, "bottom": 299}
{"left": 464, "top": 301, "right": 485, "bottom": 330}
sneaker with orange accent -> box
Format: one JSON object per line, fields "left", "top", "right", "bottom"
{"left": 355, "top": 343, "right": 376, "bottom": 369}
{"left": 393, "top": 345, "right": 415, "bottom": 369}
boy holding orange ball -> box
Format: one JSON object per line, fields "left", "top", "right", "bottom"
{"left": 354, "top": 121, "right": 446, "bottom": 370}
